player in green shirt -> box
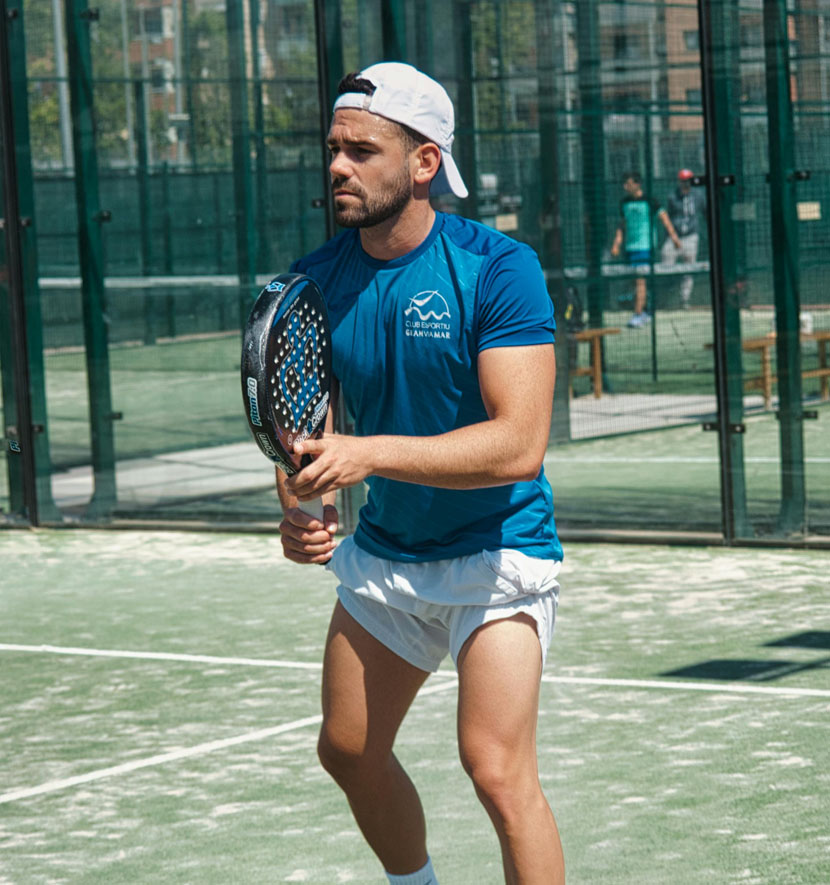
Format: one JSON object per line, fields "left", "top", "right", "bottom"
{"left": 611, "top": 172, "right": 682, "bottom": 327}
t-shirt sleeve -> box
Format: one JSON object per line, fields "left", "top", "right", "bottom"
{"left": 476, "top": 243, "right": 556, "bottom": 351}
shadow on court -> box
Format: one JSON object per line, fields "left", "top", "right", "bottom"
{"left": 764, "top": 629, "right": 830, "bottom": 649}
{"left": 661, "top": 629, "right": 830, "bottom": 682}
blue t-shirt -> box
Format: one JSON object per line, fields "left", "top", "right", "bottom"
{"left": 291, "top": 212, "right": 563, "bottom": 563}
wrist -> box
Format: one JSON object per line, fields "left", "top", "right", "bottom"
{"left": 363, "top": 435, "right": 382, "bottom": 476}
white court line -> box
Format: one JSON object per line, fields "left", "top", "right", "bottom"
{"left": 2, "top": 671, "right": 825, "bottom": 806}
{"left": 0, "top": 643, "right": 460, "bottom": 678}
{"left": 0, "top": 680, "right": 458, "bottom": 806}
{"left": 1, "top": 653, "right": 826, "bottom": 805}
{"left": 0, "top": 643, "right": 323, "bottom": 671}
{"left": 3, "top": 644, "right": 826, "bottom": 696}
{"left": 0, "top": 716, "right": 323, "bottom": 805}
{"left": 545, "top": 675, "right": 830, "bottom": 699}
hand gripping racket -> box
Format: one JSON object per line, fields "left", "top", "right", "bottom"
{"left": 241, "top": 273, "right": 332, "bottom": 521}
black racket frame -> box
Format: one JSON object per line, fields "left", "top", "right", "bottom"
{"left": 241, "top": 272, "right": 332, "bottom": 477}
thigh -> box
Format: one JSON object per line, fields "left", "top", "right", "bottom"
{"left": 456, "top": 614, "right": 544, "bottom": 766}
{"left": 321, "top": 600, "right": 431, "bottom": 758}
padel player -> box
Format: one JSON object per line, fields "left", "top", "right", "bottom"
{"left": 610, "top": 171, "right": 682, "bottom": 328}
{"left": 277, "top": 62, "right": 564, "bottom": 885}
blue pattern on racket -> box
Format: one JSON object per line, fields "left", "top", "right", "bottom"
{"left": 241, "top": 273, "right": 332, "bottom": 521}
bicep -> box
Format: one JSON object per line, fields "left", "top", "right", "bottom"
{"left": 477, "top": 344, "right": 555, "bottom": 444}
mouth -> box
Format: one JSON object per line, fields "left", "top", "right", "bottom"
{"left": 332, "top": 179, "right": 361, "bottom": 198}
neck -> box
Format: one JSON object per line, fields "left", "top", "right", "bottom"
{"left": 359, "top": 200, "right": 436, "bottom": 261}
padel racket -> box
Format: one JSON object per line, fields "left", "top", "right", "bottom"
{"left": 241, "top": 272, "right": 332, "bottom": 521}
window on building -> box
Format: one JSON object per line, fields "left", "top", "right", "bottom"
{"left": 743, "top": 73, "right": 766, "bottom": 104}
{"left": 613, "top": 33, "right": 628, "bottom": 59}
{"left": 140, "top": 7, "right": 163, "bottom": 39}
{"left": 150, "top": 66, "right": 166, "bottom": 91}
{"left": 740, "top": 20, "right": 763, "bottom": 48}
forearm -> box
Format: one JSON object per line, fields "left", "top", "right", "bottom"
{"left": 357, "top": 415, "right": 549, "bottom": 490}
{"left": 276, "top": 467, "right": 298, "bottom": 511}
{"left": 288, "top": 344, "right": 555, "bottom": 500}
{"left": 660, "top": 212, "right": 680, "bottom": 240}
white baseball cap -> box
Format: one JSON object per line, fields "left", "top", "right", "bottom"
{"left": 332, "top": 62, "right": 469, "bottom": 199}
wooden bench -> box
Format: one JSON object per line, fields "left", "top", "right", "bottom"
{"left": 705, "top": 331, "right": 830, "bottom": 409}
{"left": 569, "top": 327, "right": 621, "bottom": 398}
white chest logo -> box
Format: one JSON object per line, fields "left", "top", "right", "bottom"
{"left": 404, "top": 291, "right": 451, "bottom": 340}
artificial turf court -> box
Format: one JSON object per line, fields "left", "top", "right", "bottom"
{"left": 1, "top": 530, "right": 828, "bottom": 884}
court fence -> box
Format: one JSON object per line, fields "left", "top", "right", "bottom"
{"left": 2, "top": 0, "right": 829, "bottom": 546}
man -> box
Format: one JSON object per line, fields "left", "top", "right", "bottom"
{"left": 661, "top": 168, "right": 706, "bottom": 309}
{"left": 610, "top": 171, "right": 682, "bottom": 328}
{"left": 277, "top": 62, "right": 565, "bottom": 884}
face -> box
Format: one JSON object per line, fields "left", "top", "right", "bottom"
{"left": 679, "top": 179, "right": 692, "bottom": 192}
{"left": 327, "top": 108, "right": 415, "bottom": 229}
{"left": 623, "top": 177, "right": 640, "bottom": 196}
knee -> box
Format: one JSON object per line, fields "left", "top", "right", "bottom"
{"left": 316, "top": 724, "right": 379, "bottom": 789}
{"left": 460, "top": 746, "right": 531, "bottom": 820}
{"left": 317, "top": 726, "right": 358, "bottom": 780}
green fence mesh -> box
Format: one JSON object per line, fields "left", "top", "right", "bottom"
{"left": 2, "top": 0, "right": 829, "bottom": 541}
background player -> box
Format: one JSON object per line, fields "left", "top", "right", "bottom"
{"left": 611, "top": 171, "right": 682, "bottom": 327}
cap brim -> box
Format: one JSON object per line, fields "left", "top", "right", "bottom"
{"left": 431, "top": 150, "right": 468, "bottom": 199}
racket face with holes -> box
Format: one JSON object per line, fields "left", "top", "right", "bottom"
{"left": 241, "top": 273, "right": 332, "bottom": 476}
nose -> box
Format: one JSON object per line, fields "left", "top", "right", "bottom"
{"left": 329, "top": 151, "right": 350, "bottom": 182}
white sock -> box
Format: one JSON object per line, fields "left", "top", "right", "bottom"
{"left": 385, "top": 856, "right": 438, "bottom": 884}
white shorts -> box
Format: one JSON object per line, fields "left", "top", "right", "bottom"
{"left": 327, "top": 536, "right": 561, "bottom": 673}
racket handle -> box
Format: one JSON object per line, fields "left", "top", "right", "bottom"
{"left": 302, "top": 497, "right": 326, "bottom": 523}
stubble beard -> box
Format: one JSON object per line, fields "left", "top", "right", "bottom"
{"left": 332, "top": 163, "right": 413, "bottom": 229}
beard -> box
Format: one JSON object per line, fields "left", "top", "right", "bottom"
{"left": 332, "top": 163, "right": 413, "bottom": 229}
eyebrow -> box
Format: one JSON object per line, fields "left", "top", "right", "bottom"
{"left": 326, "top": 135, "right": 377, "bottom": 150}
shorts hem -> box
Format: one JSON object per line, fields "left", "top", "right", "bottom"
{"left": 449, "top": 595, "right": 556, "bottom": 670}
{"left": 336, "top": 585, "right": 440, "bottom": 674}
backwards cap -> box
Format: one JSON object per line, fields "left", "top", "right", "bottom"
{"left": 333, "top": 62, "right": 468, "bottom": 199}
{"left": 678, "top": 168, "right": 694, "bottom": 181}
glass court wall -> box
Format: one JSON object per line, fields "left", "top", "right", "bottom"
{"left": 1, "top": 0, "right": 828, "bottom": 544}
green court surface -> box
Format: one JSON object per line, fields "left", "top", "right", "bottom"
{"left": 547, "top": 405, "right": 830, "bottom": 535}
{"left": 1, "top": 530, "right": 828, "bottom": 884}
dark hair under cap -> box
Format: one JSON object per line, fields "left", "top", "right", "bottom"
{"left": 337, "top": 72, "right": 376, "bottom": 97}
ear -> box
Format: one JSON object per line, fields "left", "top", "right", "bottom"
{"left": 412, "top": 142, "right": 442, "bottom": 188}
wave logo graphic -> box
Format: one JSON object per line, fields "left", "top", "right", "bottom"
{"left": 404, "top": 290, "right": 450, "bottom": 322}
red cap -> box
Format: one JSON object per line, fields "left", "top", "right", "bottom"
{"left": 678, "top": 168, "right": 694, "bottom": 181}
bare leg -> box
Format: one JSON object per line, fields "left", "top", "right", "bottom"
{"left": 634, "top": 276, "right": 647, "bottom": 315}
{"left": 317, "top": 601, "right": 431, "bottom": 875}
{"left": 457, "top": 614, "right": 564, "bottom": 884}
